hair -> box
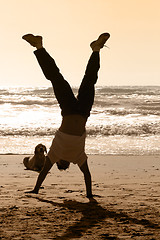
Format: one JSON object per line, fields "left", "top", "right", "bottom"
{"left": 56, "top": 160, "right": 70, "bottom": 171}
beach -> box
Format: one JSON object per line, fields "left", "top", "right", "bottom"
{"left": 0, "top": 154, "right": 160, "bottom": 239}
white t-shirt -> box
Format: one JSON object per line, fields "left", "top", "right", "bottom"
{"left": 47, "top": 130, "right": 87, "bottom": 167}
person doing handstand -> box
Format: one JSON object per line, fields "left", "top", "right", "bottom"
{"left": 22, "top": 32, "right": 110, "bottom": 198}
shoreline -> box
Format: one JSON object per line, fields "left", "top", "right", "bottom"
{"left": 1, "top": 153, "right": 160, "bottom": 156}
{"left": 0, "top": 154, "right": 160, "bottom": 239}
{"left": 1, "top": 134, "right": 160, "bottom": 156}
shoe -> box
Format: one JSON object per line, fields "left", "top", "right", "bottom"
{"left": 22, "top": 34, "right": 42, "bottom": 47}
{"left": 90, "top": 33, "right": 110, "bottom": 50}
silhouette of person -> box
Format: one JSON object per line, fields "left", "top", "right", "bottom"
{"left": 22, "top": 32, "right": 110, "bottom": 198}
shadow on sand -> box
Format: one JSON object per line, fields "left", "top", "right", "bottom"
{"left": 27, "top": 195, "right": 160, "bottom": 239}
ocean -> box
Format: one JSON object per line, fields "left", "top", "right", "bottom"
{"left": 1, "top": 86, "right": 160, "bottom": 155}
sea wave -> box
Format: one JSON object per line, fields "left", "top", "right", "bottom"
{"left": 0, "top": 99, "right": 57, "bottom": 106}
{"left": 1, "top": 122, "right": 160, "bottom": 137}
{"left": 0, "top": 128, "right": 57, "bottom": 137}
{"left": 1, "top": 86, "right": 160, "bottom": 155}
{"left": 0, "top": 86, "right": 78, "bottom": 96}
{"left": 1, "top": 86, "right": 160, "bottom": 115}
{"left": 96, "top": 86, "right": 160, "bottom": 95}
{"left": 1, "top": 86, "right": 160, "bottom": 137}
{"left": 87, "top": 122, "right": 160, "bottom": 136}
{"left": 105, "top": 108, "right": 160, "bottom": 116}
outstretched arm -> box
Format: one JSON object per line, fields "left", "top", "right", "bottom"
{"left": 25, "top": 156, "right": 53, "bottom": 194}
{"left": 79, "top": 160, "right": 92, "bottom": 198}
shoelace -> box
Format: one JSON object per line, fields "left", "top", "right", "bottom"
{"left": 104, "top": 45, "right": 110, "bottom": 49}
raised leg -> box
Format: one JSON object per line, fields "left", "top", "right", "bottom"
{"left": 77, "top": 33, "right": 110, "bottom": 117}
{"left": 22, "top": 34, "right": 77, "bottom": 116}
{"left": 77, "top": 51, "right": 100, "bottom": 117}
{"left": 34, "top": 48, "right": 78, "bottom": 116}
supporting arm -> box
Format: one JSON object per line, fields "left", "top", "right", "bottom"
{"left": 25, "top": 156, "right": 53, "bottom": 194}
{"left": 79, "top": 160, "right": 93, "bottom": 198}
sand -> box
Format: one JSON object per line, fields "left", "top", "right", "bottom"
{"left": 0, "top": 154, "right": 160, "bottom": 240}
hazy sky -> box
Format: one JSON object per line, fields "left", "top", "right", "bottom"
{"left": 0, "top": 0, "right": 160, "bottom": 87}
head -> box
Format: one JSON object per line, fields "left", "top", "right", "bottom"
{"left": 56, "top": 160, "right": 70, "bottom": 171}
{"left": 34, "top": 144, "right": 47, "bottom": 155}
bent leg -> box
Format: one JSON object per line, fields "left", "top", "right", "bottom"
{"left": 34, "top": 48, "right": 77, "bottom": 115}
{"left": 77, "top": 52, "right": 100, "bottom": 117}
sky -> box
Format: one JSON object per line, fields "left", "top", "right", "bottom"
{"left": 0, "top": 0, "right": 160, "bottom": 87}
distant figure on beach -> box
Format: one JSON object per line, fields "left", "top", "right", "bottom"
{"left": 23, "top": 144, "right": 47, "bottom": 172}
{"left": 22, "top": 32, "right": 110, "bottom": 198}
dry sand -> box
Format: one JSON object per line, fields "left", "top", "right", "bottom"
{"left": 0, "top": 155, "right": 160, "bottom": 240}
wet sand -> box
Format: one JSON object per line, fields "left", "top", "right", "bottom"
{"left": 0, "top": 155, "right": 160, "bottom": 239}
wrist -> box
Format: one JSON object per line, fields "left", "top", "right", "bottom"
{"left": 33, "top": 188, "right": 39, "bottom": 194}
{"left": 87, "top": 194, "right": 93, "bottom": 199}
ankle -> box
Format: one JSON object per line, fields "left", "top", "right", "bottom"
{"left": 36, "top": 44, "right": 43, "bottom": 50}
{"left": 35, "top": 40, "right": 43, "bottom": 49}
{"left": 92, "top": 47, "right": 100, "bottom": 52}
